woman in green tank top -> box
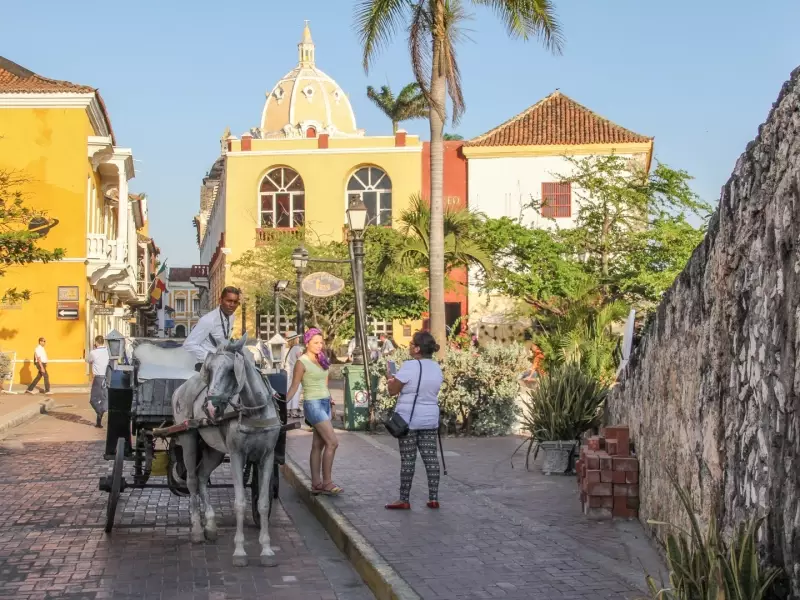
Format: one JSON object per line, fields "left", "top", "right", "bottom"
{"left": 285, "top": 328, "right": 342, "bottom": 495}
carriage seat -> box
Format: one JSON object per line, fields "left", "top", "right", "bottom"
{"left": 134, "top": 343, "right": 198, "bottom": 381}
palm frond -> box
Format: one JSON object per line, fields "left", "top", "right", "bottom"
{"left": 356, "top": 0, "right": 411, "bottom": 71}
{"left": 408, "top": 0, "right": 433, "bottom": 99}
{"left": 472, "top": 0, "right": 564, "bottom": 53}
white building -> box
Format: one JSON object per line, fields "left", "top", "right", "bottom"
{"left": 462, "top": 91, "right": 654, "bottom": 325}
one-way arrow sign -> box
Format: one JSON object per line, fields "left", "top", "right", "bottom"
{"left": 56, "top": 301, "right": 80, "bottom": 320}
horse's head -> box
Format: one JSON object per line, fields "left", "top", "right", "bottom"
{"left": 202, "top": 334, "right": 248, "bottom": 417}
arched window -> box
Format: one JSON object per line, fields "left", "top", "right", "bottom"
{"left": 175, "top": 324, "right": 186, "bottom": 338}
{"left": 260, "top": 167, "right": 305, "bottom": 229}
{"left": 347, "top": 166, "right": 392, "bottom": 226}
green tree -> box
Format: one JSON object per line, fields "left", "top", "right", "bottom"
{"left": 556, "top": 155, "right": 710, "bottom": 304}
{"left": 443, "top": 133, "right": 463, "bottom": 140}
{"left": 472, "top": 216, "right": 585, "bottom": 305}
{"left": 0, "top": 168, "right": 65, "bottom": 304}
{"left": 366, "top": 82, "right": 428, "bottom": 133}
{"left": 356, "top": 0, "right": 564, "bottom": 353}
{"left": 232, "top": 227, "right": 427, "bottom": 352}
{"left": 394, "top": 193, "right": 492, "bottom": 273}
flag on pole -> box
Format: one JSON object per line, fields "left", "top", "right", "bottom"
{"left": 150, "top": 261, "right": 168, "bottom": 305}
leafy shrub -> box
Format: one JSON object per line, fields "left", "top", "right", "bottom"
{"left": 369, "top": 343, "right": 528, "bottom": 436}
{"left": 520, "top": 363, "right": 608, "bottom": 443}
{"left": 643, "top": 470, "right": 782, "bottom": 599}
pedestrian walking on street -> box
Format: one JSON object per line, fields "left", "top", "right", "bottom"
{"left": 283, "top": 332, "right": 304, "bottom": 418}
{"left": 87, "top": 335, "right": 110, "bottom": 428}
{"left": 385, "top": 331, "right": 443, "bottom": 510}
{"left": 25, "top": 337, "right": 51, "bottom": 395}
{"left": 285, "top": 328, "right": 342, "bottom": 496}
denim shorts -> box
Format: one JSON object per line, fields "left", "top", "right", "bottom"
{"left": 303, "top": 398, "right": 331, "bottom": 426}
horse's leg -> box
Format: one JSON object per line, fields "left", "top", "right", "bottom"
{"left": 229, "top": 450, "right": 248, "bottom": 566}
{"left": 198, "top": 447, "right": 225, "bottom": 542}
{"left": 258, "top": 446, "right": 277, "bottom": 566}
{"left": 180, "top": 433, "right": 204, "bottom": 544}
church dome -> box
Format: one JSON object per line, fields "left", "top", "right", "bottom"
{"left": 260, "top": 22, "right": 361, "bottom": 138}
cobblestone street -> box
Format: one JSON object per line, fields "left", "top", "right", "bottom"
{"left": 0, "top": 404, "right": 373, "bottom": 600}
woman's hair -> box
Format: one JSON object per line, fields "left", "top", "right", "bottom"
{"left": 412, "top": 331, "right": 440, "bottom": 357}
{"left": 304, "top": 328, "right": 330, "bottom": 370}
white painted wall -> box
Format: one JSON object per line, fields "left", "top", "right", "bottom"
{"left": 199, "top": 176, "right": 227, "bottom": 265}
{"left": 467, "top": 151, "right": 646, "bottom": 312}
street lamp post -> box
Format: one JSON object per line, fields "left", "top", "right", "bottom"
{"left": 291, "top": 247, "right": 309, "bottom": 333}
{"left": 346, "top": 195, "right": 370, "bottom": 369}
{"left": 273, "top": 279, "right": 289, "bottom": 338}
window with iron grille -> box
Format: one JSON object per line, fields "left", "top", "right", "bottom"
{"left": 541, "top": 182, "right": 571, "bottom": 218}
{"left": 259, "top": 167, "right": 305, "bottom": 228}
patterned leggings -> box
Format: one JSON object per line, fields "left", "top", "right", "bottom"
{"left": 398, "top": 429, "right": 440, "bottom": 503}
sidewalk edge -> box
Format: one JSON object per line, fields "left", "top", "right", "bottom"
{"left": 0, "top": 398, "right": 55, "bottom": 437}
{"left": 282, "top": 457, "right": 421, "bottom": 600}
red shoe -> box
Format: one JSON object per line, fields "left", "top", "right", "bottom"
{"left": 427, "top": 501, "right": 440, "bottom": 509}
{"left": 385, "top": 501, "right": 411, "bottom": 510}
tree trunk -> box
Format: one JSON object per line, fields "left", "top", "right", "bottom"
{"left": 428, "top": 5, "right": 447, "bottom": 356}
{"left": 392, "top": 120, "right": 398, "bottom": 134}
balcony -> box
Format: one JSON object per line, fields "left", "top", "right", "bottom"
{"left": 255, "top": 227, "right": 304, "bottom": 247}
{"left": 87, "top": 233, "right": 113, "bottom": 261}
{"left": 190, "top": 264, "right": 209, "bottom": 278}
{"left": 136, "top": 279, "right": 148, "bottom": 297}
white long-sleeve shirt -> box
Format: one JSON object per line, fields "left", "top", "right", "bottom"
{"left": 182, "top": 308, "right": 235, "bottom": 363}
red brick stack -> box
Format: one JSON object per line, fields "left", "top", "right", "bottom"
{"left": 575, "top": 426, "right": 639, "bottom": 519}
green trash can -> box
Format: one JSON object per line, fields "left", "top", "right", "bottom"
{"left": 342, "top": 365, "right": 377, "bottom": 431}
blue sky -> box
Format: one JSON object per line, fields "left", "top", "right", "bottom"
{"left": 2, "top": 1, "right": 799, "bottom": 266}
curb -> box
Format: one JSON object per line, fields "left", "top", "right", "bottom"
{"left": 0, "top": 398, "right": 55, "bottom": 437}
{"left": 282, "top": 456, "right": 421, "bottom": 600}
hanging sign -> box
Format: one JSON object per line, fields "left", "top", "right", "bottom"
{"left": 92, "top": 305, "right": 115, "bottom": 316}
{"left": 302, "top": 272, "right": 345, "bottom": 298}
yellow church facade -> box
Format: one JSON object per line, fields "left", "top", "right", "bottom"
{"left": 195, "top": 24, "right": 422, "bottom": 343}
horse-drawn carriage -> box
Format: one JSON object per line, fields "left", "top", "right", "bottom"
{"left": 98, "top": 335, "right": 297, "bottom": 563}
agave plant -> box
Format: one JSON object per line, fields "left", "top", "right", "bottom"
{"left": 643, "top": 470, "right": 782, "bottom": 599}
{"left": 514, "top": 364, "right": 608, "bottom": 469}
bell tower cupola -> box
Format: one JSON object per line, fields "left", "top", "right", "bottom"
{"left": 298, "top": 20, "right": 315, "bottom": 67}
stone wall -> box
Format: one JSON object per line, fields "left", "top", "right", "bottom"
{"left": 607, "top": 66, "right": 800, "bottom": 595}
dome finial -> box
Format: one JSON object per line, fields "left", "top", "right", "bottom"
{"left": 298, "top": 21, "right": 315, "bottom": 66}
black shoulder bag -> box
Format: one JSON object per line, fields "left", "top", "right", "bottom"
{"left": 384, "top": 360, "right": 422, "bottom": 438}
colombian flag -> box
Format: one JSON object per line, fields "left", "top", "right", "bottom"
{"left": 150, "top": 261, "right": 167, "bottom": 305}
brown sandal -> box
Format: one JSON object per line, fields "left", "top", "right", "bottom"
{"left": 312, "top": 482, "right": 343, "bottom": 496}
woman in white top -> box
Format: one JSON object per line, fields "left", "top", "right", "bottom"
{"left": 385, "top": 331, "right": 443, "bottom": 510}
{"left": 284, "top": 333, "right": 304, "bottom": 418}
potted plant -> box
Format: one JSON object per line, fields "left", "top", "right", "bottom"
{"left": 518, "top": 363, "right": 608, "bottom": 475}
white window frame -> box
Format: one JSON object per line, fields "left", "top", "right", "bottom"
{"left": 346, "top": 166, "right": 392, "bottom": 226}
{"left": 259, "top": 167, "right": 306, "bottom": 229}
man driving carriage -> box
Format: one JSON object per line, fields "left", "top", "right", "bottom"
{"left": 183, "top": 286, "right": 241, "bottom": 370}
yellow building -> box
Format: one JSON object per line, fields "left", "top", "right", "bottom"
{"left": 194, "top": 23, "right": 423, "bottom": 342}
{"left": 0, "top": 57, "right": 157, "bottom": 386}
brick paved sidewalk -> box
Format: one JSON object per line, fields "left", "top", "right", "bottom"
{"left": 287, "top": 430, "right": 665, "bottom": 600}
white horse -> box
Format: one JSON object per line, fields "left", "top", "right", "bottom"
{"left": 172, "top": 334, "right": 282, "bottom": 566}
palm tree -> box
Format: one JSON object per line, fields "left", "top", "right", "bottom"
{"left": 356, "top": 0, "right": 563, "bottom": 353}
{"left": 366, "top": 82, "right": 428, "bottom": 133}
{"left": 531, "top": 282, "right": 627, "bottom": 384}
{"left": 394, "top": 193, "right": 492, "bottom": 273}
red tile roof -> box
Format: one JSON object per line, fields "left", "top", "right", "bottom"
{"left": 168, "top": 267, "right": 193, "bottom": 283}
{"left": 0, "top": 56, "right": 115, "bottom": 143}
{"left": 465, "top": 91, "right": 652, "bottom": 148}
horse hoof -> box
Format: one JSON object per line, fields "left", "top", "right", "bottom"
{"left": 204, "top": 528, "right": 218, "bottom": 542}
{"left": 260, "top": 554, "right": 278, "bottom": 567}
{"left": 232, "top": 555, "right": 248, "bottom": 567}
{"left": 191, "top": 532, "right": 205, "bottom": 544}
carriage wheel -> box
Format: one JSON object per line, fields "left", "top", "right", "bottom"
{"left": 104, "top": 437, "right": 126, "bottom": 534}
{"left": 249, "top": 464, "right": 273, "bottom": 528}
{"left": 133, "top": 431, "right": 153, "bottom": 486}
